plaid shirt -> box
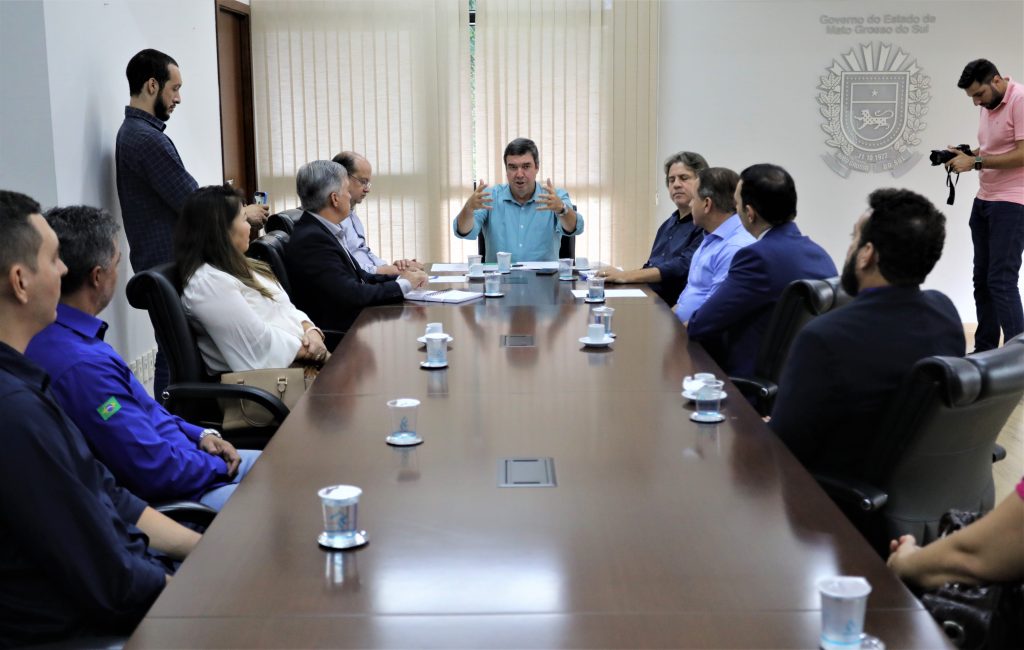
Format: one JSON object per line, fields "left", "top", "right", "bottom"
{"left": 115, "top": 106, "right": 198, "bottom": 271}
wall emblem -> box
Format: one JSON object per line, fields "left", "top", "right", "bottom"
{"left": 818, "top": 42, "right": 930, "bottom": 177}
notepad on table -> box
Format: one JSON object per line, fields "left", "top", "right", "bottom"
{"left": 570, "top": 289, "right": 648, "bottom": 299}
{"left": 405, "top": 289, "right": 483, "bottom": 303}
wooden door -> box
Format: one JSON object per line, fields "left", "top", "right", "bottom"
{"left": 216, "top": 0, "right": 256, "bottom": 200}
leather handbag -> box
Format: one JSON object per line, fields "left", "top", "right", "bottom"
{"left": 920, "top": 510, "right": 1024, "bottom": 650}
{"left": 220, "top": 367, "right": 311, "bottom": 430}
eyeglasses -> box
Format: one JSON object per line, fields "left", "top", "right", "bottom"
{"left": 351, "top": 175, "right": 372, "bottom": 189}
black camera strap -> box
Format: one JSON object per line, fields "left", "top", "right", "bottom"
{"left": 945, "top": 168, "right": 961, "bottom": 206}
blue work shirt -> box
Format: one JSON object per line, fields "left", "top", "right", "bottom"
{"left": 116, "top": 106, "right": 199, "bottom": 271}
{"left": 644, "top": 209, "right": 705, "bottom": 305}
{"left": 453, "top": 182, "right": 583, "bottom": 263}
{"left": 25, "top": 304, "right": 230, "bottom": 502}
{"left": 0, "top": 341, "right": 166, "bottom": 646}
{"left": 673, "top": 214, "right": 755, "bottom": 322}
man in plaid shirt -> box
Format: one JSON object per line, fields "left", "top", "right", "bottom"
{"left": 115, "top": 49, "right": 267, "bottom": 394}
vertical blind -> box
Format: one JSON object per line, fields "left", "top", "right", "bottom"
{"left": 251, "top": 0, "right": 658, "bottom": 268}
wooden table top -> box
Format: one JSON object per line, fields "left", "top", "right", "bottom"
{"left": 127, "top": 271, "right": 949, "bottom": 648}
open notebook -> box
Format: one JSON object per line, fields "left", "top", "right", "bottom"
{"left": 405, "top": 288, "right": 484, "bottom": 303}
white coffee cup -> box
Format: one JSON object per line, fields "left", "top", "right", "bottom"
{"left": 425, "top": 322, "right": 443, "bottom": 336}
{"left": 469, "top": 262, "right": 484, "bottom": 277}
{"left": 467, "top": 254, "right": 482, "bottom": 267}
{"left": 683, "top": 372, "right": 717, "bottom": 393}
{"left": 496, "top": 251, "right": 512, "bottom": 273}
{"left": 587, "top": 323, "right": 606, "bottom": 342}
{"left": 575, "top": 256, "right": 590, "bottom": 270}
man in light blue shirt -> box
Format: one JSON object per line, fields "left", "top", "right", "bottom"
{"left": 674, "top": 167, "right": 755, "bottom": 323}
{"left": 454, "top": 138, "right": 583, "bottom": 262}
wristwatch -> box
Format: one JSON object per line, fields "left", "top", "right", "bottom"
{"left": 974, "top": 156, "right": 983, "bottom": 170}
{"left": 199, "top": 428, "right": 223, "bottom": 442}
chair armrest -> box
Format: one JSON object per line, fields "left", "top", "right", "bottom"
{"left": 992, "top": 443, "right": 1006, "bottom": 463}
{"left": 812, "top": 473, "right": 889, "bottom": 512}
{"left": 729, "top": 376, "right": 778, "bottom": 399}
{"left": 161, "top": 381, "right": 290, "bottom": 421}
{"left": 323, "top": 329, "right": 345, "bottom": 351}
{"left": 154, "top": 500, "right": 218, "bottom": 527}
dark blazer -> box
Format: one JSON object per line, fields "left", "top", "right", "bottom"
{"left": 687, "top": 221, "right": 837, "bottom": 377}
{"left": 769, "top": 286, "right": 965, "bottom": 479}
{"left": 285, "top": 211, "right": 404, "bottom": 334}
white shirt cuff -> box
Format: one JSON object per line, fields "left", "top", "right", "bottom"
{"left": 397, "top": 278, "right": 412, "bottom": 295}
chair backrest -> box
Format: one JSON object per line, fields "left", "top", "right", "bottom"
{"left": 477, "top": 230, "right": 575, "bottom": 260}
{"left": 246, "top": 231, "right": 292, "bottom": 296}
{"left": 266, "top": 208, "right": 303, "bottom": 235}
{"left": 753, "top": 276, "right": 851, "bottom": 381}
{"left": 125, "top": 263, "right": 208, "bottom": 388}
{"left": 869, "top": 344, "right": 1024, "bottom": 544}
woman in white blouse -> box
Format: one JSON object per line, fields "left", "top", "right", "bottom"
{"left": 175, "top": 185, "right": 328, "bottom": 373}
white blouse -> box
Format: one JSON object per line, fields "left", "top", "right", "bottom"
{"left": 182, "top": 263, "right": 312, "bottom": 373}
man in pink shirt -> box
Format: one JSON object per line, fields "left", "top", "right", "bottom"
{"left": 948, "top": 59, "right": 1024, "bottom": 351}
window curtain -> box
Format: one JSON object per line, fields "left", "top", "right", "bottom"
{"left": 251, "top": 0, "right": 470, "bottom": 264}
{"left": 472, "top": 0, "right": 660, "bottom": 267}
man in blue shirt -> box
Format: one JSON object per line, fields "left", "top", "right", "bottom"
{"left": 674, "top": 167, "right": 755, "bottom": 323}
{"left": 598, "top": 151, "right": 709, "bottom": 305}
{"left": 26, "top": 206, "right": 260, "bottom": 512}
{"left": 0, "top": 191, "right": 199, "bottom": 647}
{"left": 687, "top": 164, "right": 837, "bottom": 376}
{"left": 454, "top": 137, "right": 583, "bottom": 262}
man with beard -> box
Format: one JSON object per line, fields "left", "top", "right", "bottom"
{"left": 946, "top": 59, "right": 1024, "bottom": 352}
{"left": 769, "top": 188, "right": 965, "bottom": 479}
{"left": 597, "top": 151, "right": 708, "bottom": 305}
{"left": 115, "top": 49, "right": 266, "bottom": 395}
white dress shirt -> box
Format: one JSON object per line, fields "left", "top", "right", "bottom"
{"left": 310, "top": 212, "right": 411, "bottom": 294}
{"left": 182, "top": 263, "right": 312, "bottom": 373}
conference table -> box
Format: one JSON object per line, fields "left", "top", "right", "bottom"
{"left": 127, "top": 270, "right": 950, "bottom": 648}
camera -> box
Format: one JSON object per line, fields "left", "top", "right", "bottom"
{"left": 930, "top": 144, "right": 973, "bottom": 166}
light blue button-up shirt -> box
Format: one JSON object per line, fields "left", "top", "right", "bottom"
{"left": 674, "top": 213, "right": 755, "bottom": 322}
{"left": 453, "top": 183, "right": 583, "bottom": 263}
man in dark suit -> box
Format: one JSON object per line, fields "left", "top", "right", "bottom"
{"left": 687, "top": 164, "right": 836, "bottom": 376}
{"left": 770, "top": 188, "right": 966, "bottom": 479}
{"left": 285, "top": 160, "right": 427, "bottom": 335}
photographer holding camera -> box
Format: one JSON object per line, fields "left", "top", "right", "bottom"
{"left": 947, "top": 59, "right": 1024, "bottom": 351}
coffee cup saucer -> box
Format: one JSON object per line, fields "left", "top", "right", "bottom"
{"left": 690, "top": 412, "right": 725, "bottom": 423}
{"left": 484, "top": 291, "right": 505, "bottom": 298}
{"left": 417, "top": 334, "right": 453, "bottom": 345}
{"left": 419, "top": 360, "right": 448, "bottom": 370}
{"left": 584, "top": 296, "right": 606, "bottom": 303}
{"left": 317, "top": 530, "right": 369, "bottom": 550}
{"left": 681, "top": 389, "right": 727, "bottom": 401}
{"left": 467, "top": 273, "right": 485, "bottom": 280}
{"left": 385, "top": 433, "right": 424, "bottom": 447}
{"left": 579, "top": 335, "right": 613, "bottom": 348}
{"left": 559, "top": 275, "right": 575, "bottom": 281}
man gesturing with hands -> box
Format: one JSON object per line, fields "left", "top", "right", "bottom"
{"left": 454, "top": 138, "right": 583, "bottom": 262}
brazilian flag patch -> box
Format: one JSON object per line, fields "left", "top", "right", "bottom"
{"left": 97, "top": 396, "right": 121, "bottom": 421}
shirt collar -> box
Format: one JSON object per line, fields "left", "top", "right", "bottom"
{"left": 756, "top": 225, "right": 773, "bottom": 241}
{"left": 707, "top": 213, "right": 744, "bottom": 240}
{"left": 124, "top": 105, "right": 167, "bottom": 132}
{"left": 498, "top": 182, "right": 542, "bottom": 206}
{"left": 56, "top": 303, "right": 108, "bottom": 341}
{"left": 672, "top": 209, "right": 694, "bottom": 224}
{"left": 310, "top": 211, "right": 344, "bottom": 238}
{"left": 0, "top": 340, "right": 50, "bottom": 391}
{"left": 993, "top": 77, "right": 1016, "bottom": 110}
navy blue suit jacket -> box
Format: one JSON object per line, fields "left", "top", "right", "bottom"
{"left": 687, "top": 221, "right": 837, "bottom": 377}
{"left": 285, "top": 212, "right": 404, "bottom": 334}
{"left": 769, "top": 287, "right": 965, "bottom": 479}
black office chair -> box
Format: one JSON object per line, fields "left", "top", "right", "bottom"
{"left": 730, "top": 276, "right": 852, "bottom": 415}
{"left": 125, "top": 263, "right": 288, "bottom": 449}
{"left": 813, "top": 343, "right": 1024, "bottom": 553}
{"left": 266, "top": 208, "right": 303, "bottom": 235}
{"left": 246, "top": 230, "right": 292, "bottom": 296}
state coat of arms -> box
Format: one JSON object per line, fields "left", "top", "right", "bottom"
{"left": 818, "top": 42, "right": 931, "bottom": 177}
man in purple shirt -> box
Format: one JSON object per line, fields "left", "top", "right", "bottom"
{"left": 673, "top": 167, "right": 755, "bottom": 323}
